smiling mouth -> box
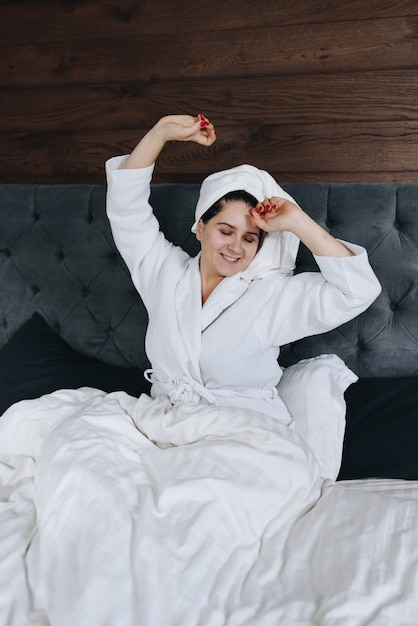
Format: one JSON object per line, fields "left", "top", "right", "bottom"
{"left": 221, "top": 253, "right": 240, "bottom": 263}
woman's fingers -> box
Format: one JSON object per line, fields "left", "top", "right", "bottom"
{"left": 196, "top": 113, "right": 216, "bottom": 145}
{"left": 197, "top": 113, "right": 210, "bottom": 127}
{"left": 254, "top": 197, "right": 282, "bottom": 215}
{"left": 255, "top": 199, "right": 270, "bottom": 215}
{"left": 162, "top": 114, "right": 216, "bottom": 144}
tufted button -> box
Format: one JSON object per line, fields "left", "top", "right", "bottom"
{"left": 390, "top": 302, "right": 398, "bottom": 311}
{"left": 394, "top": 221, "right": 402, "bottom": 230}
{"left": 57, "top": 250, "right": 65, "bottom": 261}
{"left": 2, "top": 248, "right": 11, "bottom": 257}
{"left": 33, "top": 212, "right": 40, "bottom": 222}
{"left": 82, "top": 288, "right": 89, "bottom": 297}
{"left": 87, "top": 213, "right": 94, "bottom": 224}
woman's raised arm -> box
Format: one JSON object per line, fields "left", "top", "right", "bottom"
{"left": 251, "top": 197, "right": 354, "bottom": 258}
{"left": 122, "top": 114, "right": 216, "bottom": 170}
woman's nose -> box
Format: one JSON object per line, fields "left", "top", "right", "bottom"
{"left": 227, "top": 236, "right": 242, "bottom": 253}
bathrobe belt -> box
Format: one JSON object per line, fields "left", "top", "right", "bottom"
{"left": 144, "top": 369, "right": 282, "bottom": 409}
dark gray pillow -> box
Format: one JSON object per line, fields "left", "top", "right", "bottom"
{"left": 0, "top": 313, "right": 150, "bottom": 415}
{"left": 338, "top": 377, "right": 418, "bottom": 480}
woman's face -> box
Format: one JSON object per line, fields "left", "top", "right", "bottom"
{"left": 195, "top": 200, "right": 260, "bottom": 282}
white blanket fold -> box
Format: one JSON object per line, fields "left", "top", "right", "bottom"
{"left": 1, "top": 388, "right": 418, "bottom": 625}
{"left": 0, "top": 389, "right": 320, "bottom": 626}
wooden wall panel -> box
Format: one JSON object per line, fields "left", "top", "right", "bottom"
{"left": 3, "top": 121, "right": 417, "bottom": 184}
{"left": 1, "top": 0, "right": 418, "bottom": 184}
{"left": 1, "top": 0, "right": 418, "bottom": 43}
{"left": 2, "top": 17, "right": 418, "bottom": 87}
{"left": 3, "top": 71, "right": 418, "bottom": 131}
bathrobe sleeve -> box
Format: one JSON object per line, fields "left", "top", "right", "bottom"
{"left": 105, "top": 156, "right": 189, "bottom": 311}
{"left": 260, "top": 241, "right": 382, "bottom": 346}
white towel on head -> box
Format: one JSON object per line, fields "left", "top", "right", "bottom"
{"left": 192, "top": 164, "right": 300, "bottom": 281}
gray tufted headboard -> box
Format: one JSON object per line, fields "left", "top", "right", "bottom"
{"left": 1, "top": 182, "right": 417, "bottom": 377}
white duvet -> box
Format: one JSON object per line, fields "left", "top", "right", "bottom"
{"left": 1, "top": 388, "right": 417, "bottom": 625}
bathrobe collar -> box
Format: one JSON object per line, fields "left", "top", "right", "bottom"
{"left": 174, "top": 254, "right": 251, "bottom": 378}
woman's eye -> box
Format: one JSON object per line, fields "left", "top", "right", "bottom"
{"left": 244, "top": 237, "right": 256, "bottom": 244}
{"left": 220, "top": 230, "right": 231, "bottom": 236}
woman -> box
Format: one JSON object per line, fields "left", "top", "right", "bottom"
{"left": 0, "top": 116, "right": 383, "bottom": 626}
{"left": 106, "top": 113, "right": 381, "bottom": 426}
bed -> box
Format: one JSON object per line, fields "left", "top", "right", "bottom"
{"left": 1, "top": 180, "right": 417, "bottom": 625}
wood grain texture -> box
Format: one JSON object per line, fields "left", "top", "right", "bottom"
{"left": 2, "top": 17, "right": 418, "bottom": 87}
{"left": 2, "top": 71, "right": 418, "bottom": 131}
{"left": 1, "top": 0, "right": 418, "bottom": 183}
{"left": 1, "top": 0, "right": 418, "bottom": 45}
{"left": 1, "top": 121, "right": 417, "bottom": 184}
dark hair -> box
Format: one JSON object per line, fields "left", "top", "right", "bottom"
{"left": 200, "top": 190, "right": 266, "bottom": 251}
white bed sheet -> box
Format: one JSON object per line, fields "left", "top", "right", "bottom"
{"left": 0, "top": 388, "right": 417, "bottom": 626}
{"left": 339, "top": 477, "right": 418, "bottom": 499}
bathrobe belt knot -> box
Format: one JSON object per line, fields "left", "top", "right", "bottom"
{"left": 144, "top": 369, "right": 281, "bottom": 408}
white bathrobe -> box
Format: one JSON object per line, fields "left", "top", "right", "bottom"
{"left": 105, "top": 157, "right": 381, "bottom": 424}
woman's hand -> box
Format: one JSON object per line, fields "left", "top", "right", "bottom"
{"left": 251, "top": 196, "right": 354, "bottom": 258}
{"left": 155, "top": 114, "right": 216, "bottom": 146}
{"left": 122, "top": 114, "right": 216, "bottom": 169}
{"left": 250, "top": 197, "right": 303, "bottom": 234}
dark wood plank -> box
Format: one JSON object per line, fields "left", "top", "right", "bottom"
{"left": 1, "top": 0, "right": 418, "bottom": 185}
{"left": 154, "top": 122, "right": 418, "bottom": 179}
{"left": 3, "top": 71, "right": 418, "bottom": 132}
{"left": 1, "top": 0, "right": 418, "bottom": 46}
{"left": 0, "top": 168, "right": 414, "bottom": 185}
{"left": 2, "top": 17, "right": 418, "bottom": 87}
{"left": 1, "top": 122, "right": 417, "bottom": 184}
